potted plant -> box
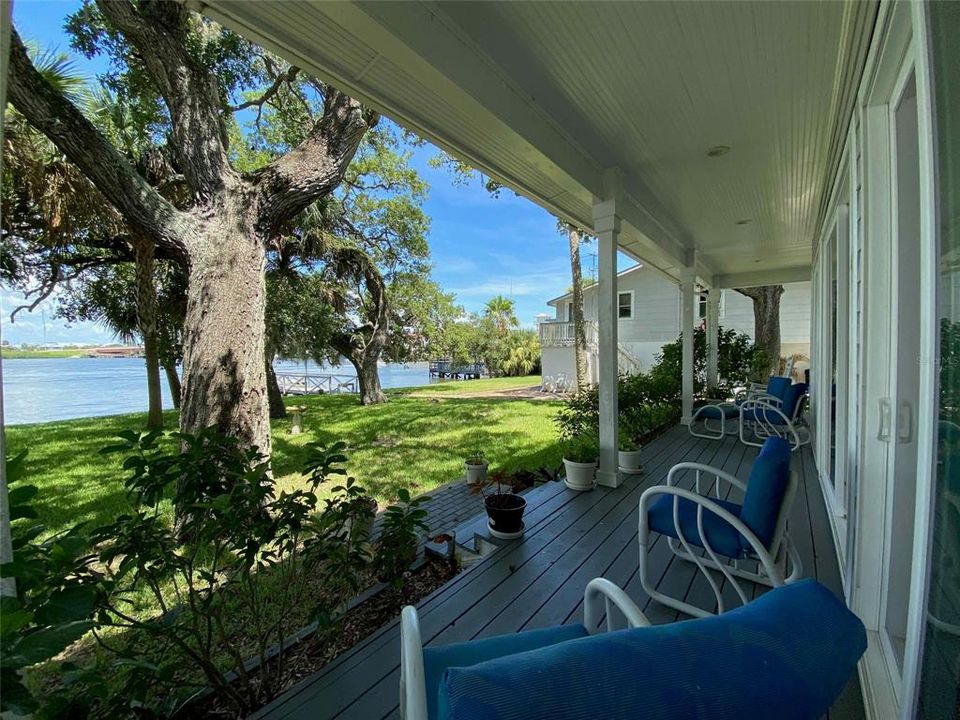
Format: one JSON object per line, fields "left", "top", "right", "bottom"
{"left": 464, "top": 449, "right": 488, "bottom": 485}
{"left": 481, "top": 473, "right": 527, "bottom": 538}
{"left": 618, "top": 425, "right": 643, "bottom": 474}
{"left": 562, "top": 434, "right": 598, "bottom": 491}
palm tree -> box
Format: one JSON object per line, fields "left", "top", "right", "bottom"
{"left": 563, "top": 223, "right": 590, "bottom": 389}
{"left": 484, "top": 295, "right": 519, "bottom": 334}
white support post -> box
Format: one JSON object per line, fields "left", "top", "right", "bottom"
{"left": 680, "top": 269, "right": 696, "bottom": 425}
{"left": 706, "top": 289, "right": 720, "bottom": 392}
{"left": 593, "top": 198, "right": 621, "bottom": 488}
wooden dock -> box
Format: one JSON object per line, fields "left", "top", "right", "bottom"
{"left": 428, "top": 359, "right": 485, "bottom": 379}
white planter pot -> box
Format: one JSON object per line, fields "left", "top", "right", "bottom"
{"left": 563, "top": 458, "right": 597, "bottom": 491}
{"left": 618, "top": 449, "right": 643, "bottom": 474}
{"left": 465, "top": 461, "right": 488, "bottom": 485}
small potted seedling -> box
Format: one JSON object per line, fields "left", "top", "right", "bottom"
{"left": 480, "top": 471, "right": 526, "bottom": 538}
{"left": 562, "top": 434, "right": 598, "bottom": 491}
{"left": 618, "top": 425, "right": 643, "bottom": 474}
{"left": 464, "top": 449, "right": 488, "bottom": 485}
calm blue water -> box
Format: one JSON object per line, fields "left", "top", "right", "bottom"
{"left": 1, "top": 357, "right": 432, "bottom": 425}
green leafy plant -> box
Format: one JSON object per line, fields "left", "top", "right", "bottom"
{"left": 76, "top": 430, "right": 376, "bottom": 717}
{"left": 373, "top": 488, "right": 429, "bottom": 589}
{"left": 562, "top": 434, "right": 599, "bottom": 464}
{"left": 465, "top": 449, "right": 486, "bottom": 465}
{"left": 0, "top": 451, "right": 101, "bottom": 718}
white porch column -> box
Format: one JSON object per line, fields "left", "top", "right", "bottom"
{"left": 680, "top": 269, "right": 696, "bottom": 424}
{"left": 592, "top": 199, "right": 621, "bottom": 488}
{"left": 706, "top": 289, "right": 720, "bottom": 391}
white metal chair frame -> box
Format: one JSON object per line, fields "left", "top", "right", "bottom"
{"left": 638, "top": 462, "right": 802, "bottom": 619}
{"left": 399, "top": 578, "right": 649, "bottom": 720}
{"left": 738, "top": 396, "right": 811, "bottom": 450}
{"left": 689, "top": 402, "right": 740, "bottom": 440}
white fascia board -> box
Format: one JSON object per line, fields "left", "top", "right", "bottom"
{"left": 715, "top": 266, "right": 812, "bottom": 289}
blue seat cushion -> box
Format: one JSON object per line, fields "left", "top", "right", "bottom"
{"left": 647, "top": 494, "right": 745, "bottom": 557}
{"left": 781, "top": 382, "right": 808, "bottom": 418}
{"left": 438, "top": 579, "right": 867, "bottom": 720}
{"left": 423, "top": 623, "right": 588, "bottom": 720}
{"left": 696, "top": 404, "right": 739, "bottom": 420}
{"left": 739, "top": 439, "right": 791, "bottom": 551}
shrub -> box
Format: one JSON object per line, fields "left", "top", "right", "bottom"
{"left": 0, "top": 451, "right": 100, "bottom": 718}
{"left": 556, "top": 373, "right": 681, "bottom": 446}
{"left": 82, "top": 430, "right": 376, "bottom": 717}
{"left": 653, "top": 325, "right": 768, "bottom": 395}
{"left": 373, "top": 488, "right": 429, "bottom": 589}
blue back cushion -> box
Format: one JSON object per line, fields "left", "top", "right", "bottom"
{"left": 782, "top": 382, "right": 808, "bottom": 418}
{"left": 438, "top": 580, "right": 866, "bottom": 720}
{"left": 423, "top": 624, "right": 588, "bottom": 720}
{"left": 767, "top": 376, "right": 792, "bottom": 403}
{"left": 738, "top": 438, "right": 791, "bottom": 550}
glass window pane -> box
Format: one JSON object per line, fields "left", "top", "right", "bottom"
{"left": 922, "top": 3, "right": 960, "bottom": 718}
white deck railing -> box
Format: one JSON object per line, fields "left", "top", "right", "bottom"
{"left": 539, "top": 320, "right": 644, "bottom": 375}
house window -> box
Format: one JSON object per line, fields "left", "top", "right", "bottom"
{"left": 618, "top": 291, "right": 633, "bottom": 319}
{"left": 566, "top": 301, "right": 573, "bottom": 322}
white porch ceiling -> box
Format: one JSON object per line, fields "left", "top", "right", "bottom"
{"left": 198, "top": 0, "right": 876, "bottom": 286}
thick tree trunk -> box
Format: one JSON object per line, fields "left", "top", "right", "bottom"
{"left": 734, "top": 285, "right": 784, "bottom": 376}
{"left": 567, "top": 226, "right": 589, "bottom": 390}
{"left": 163, "top": 362, "right": 182, "bottom": 408}
{"left": 265, "top": 356, "right": 287, "bottom": 419}
{"left": 134, "top": 237, "right": 164, "bottom": 430}
{"left": 348, "top": 351, "right": 387, "bottom": 405}
{"left": 179, "top": 213, "right": 271, "bottom": 454}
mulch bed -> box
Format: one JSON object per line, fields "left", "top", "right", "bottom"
{"left": 195, "top": 556, "right": 458, "bottom": 718}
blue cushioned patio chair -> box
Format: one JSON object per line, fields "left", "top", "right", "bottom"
{"left": 400, "top": 579, "right": 866, "bottom": 720}
{"left": 639, "top": 437, "right": 802, "bottom": 618}
{"left": 739, "top": 381, "right": 810, "bottom": 450}
{"left": 400, "top": 578, "right": 649, "bottom": 720}
{"left": 736, "top": 374, "right": 792, "bottom": 406}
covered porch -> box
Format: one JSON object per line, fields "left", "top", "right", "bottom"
{"left": 254, "top": 426, "right": 863, "bottom": 720}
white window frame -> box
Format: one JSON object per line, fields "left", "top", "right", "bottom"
{"left": 617, "top": 290, "right": 634, "bottom": 320}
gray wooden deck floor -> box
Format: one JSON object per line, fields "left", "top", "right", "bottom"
{"left": 255, "top": 425, "right": 865, "bottom": 720}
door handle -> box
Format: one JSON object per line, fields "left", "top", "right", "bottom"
{"left": 897, "top": 400, "right": 913, "bottom": 443}
{"left": 877, "top": 398, "right": 892, "bottom": 441}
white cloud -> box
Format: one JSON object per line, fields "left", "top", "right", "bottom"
{"left": 0, "top": 288, "right": 116, "bottom": 346}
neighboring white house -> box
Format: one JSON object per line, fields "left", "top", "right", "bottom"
{"left": 539, "top": 264, "right": 810, "bottom": 383}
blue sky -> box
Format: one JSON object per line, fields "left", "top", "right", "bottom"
{"left": 2, "top": 0, "right": 630, "bottom": 346}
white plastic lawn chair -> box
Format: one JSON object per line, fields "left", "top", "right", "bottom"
{"left": 400, "top": 578, "right": 648, "bottom": 720}
{"left": 638, "top": 438, "right": 802, "bottom": 618}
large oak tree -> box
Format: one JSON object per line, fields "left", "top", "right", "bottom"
{"left": 6, "top": 0, "right": 376, "bottom": 455}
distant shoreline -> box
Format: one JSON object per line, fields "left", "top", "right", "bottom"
{"left": 1, "top": 348, "right": 99, "bottom": 359}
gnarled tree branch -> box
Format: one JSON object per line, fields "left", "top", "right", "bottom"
{"left": 6, "top": 29, "right": 191, "bottom": 261}
{"left": 255, "top": 89, "right": 377, "bottom": 234}
{"left": 96, "top": 0, "right": 233, "bottom": 197}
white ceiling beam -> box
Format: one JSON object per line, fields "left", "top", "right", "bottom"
{"left": 715, "top": 265, "right": 811, "bottom": 289}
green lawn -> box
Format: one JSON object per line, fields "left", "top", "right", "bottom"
{"left": 6, "top": 381, "right": 563, "bottom": 536}
{"left": 402, "top": 375, "right": 541, "bottom": 395}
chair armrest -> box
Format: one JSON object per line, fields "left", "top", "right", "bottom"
{"left": 584, "top": 578, "right": 650, "bottom": 633}
{"left": 739, "top": 400, "right": 801, "bottom": 449}
{"left": 667, "top": 461, "right": 747, "bottom": 494}
{"left": 400, "top": 606, "right": 428, "bottom": 720}
{"left": 639, "top": 485, "right": 785, "bottom": 584}
{"left": 748, "top": 391, "right": 783, "bottom": 406}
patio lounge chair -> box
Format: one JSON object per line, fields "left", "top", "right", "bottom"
{"left": 401, "top": 578, "right": 648, "bottom": 720}
{"left": 689, "top": 401, "right": 740, "bottom": 440}
{"left": 399, "top": 578, "right": 865, "bottom": 720}
{"left": 639, "top": 437, "right": 802, "bottom": 618}
{"left": 739, "top": 381, "right": 810, "bottom": 450}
